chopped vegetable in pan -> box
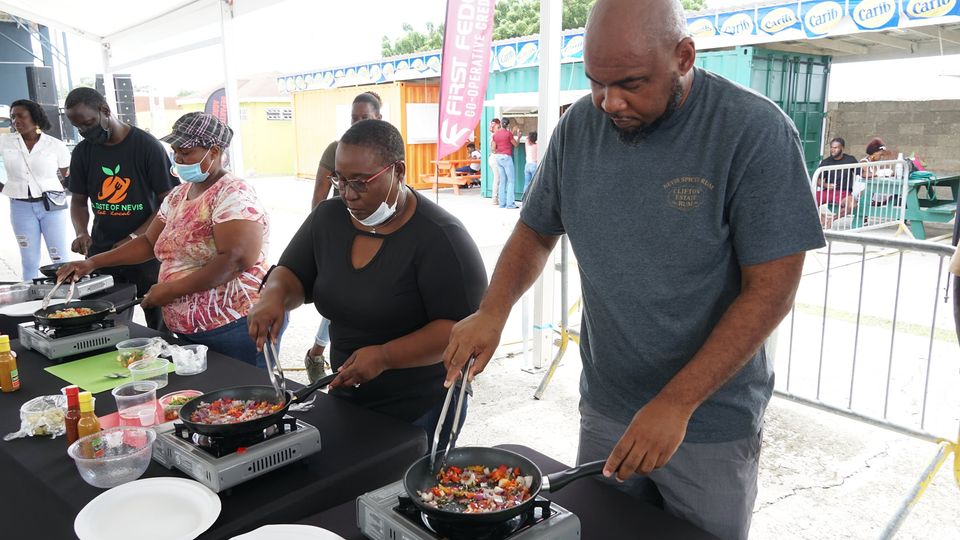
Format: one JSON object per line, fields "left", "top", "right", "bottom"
{"left": 418, "top": 465, "right": 534, "bottom": 513}
{"left": 188, "top": 397, "right": 284, "bottom": 424}
{"left": 47, "top": 307, "right": 96, "bottom": 318}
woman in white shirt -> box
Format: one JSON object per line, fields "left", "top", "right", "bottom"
{"left": 0, "top": 99, "right": 72, "bottom": 280}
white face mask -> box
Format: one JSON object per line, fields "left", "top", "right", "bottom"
{"left": 349, "top": 168, "right": 399, "bottom": 228}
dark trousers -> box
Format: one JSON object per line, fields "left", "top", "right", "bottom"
{"left": 100, "top": 261, "right": 166, "bottom": 332}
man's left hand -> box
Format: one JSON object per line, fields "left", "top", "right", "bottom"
{"left": 329, "top": 345, "right": 388, "bottom": 389}
{"left": 603, "top": 398, "right": 693, "bottom": 481}
{"left": 141, "top": 282, "right": 178, "bottom": 309}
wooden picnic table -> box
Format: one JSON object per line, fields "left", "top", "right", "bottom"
{"left": 423, "top": 159, "right": 481, "bottom": 195}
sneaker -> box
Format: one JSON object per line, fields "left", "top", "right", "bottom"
{"left": 492, "top": 196, "right": 499, "bottom": 205}
{"left": 503, "top": 205, "right": 518, "bottom": 209}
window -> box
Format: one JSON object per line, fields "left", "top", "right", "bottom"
{"left": 239, "top": 108, "right": 248, "bottom": 121}
{"left": 265, "top": 107, "right": 292, "bottom": 121}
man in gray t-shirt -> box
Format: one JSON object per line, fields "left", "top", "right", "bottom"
{"left": 443, "top": 0, "right": 824, "bottom": 538}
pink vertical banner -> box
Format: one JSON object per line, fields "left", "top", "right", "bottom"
{"left": 436, "top": 0, "right": 496, "bottom": 161}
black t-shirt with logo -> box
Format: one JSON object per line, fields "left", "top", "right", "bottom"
{"left": 817, "top": 154, "right": 860, "bottom": 193}
{"left": 69, "top": 127, "right": 179, "bottom": 256}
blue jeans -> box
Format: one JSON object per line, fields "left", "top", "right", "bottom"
{"left": 180, "top": 316, "right": 286, "bottom": 369}
{"left": 9, "top": 198, "right": 69, "bottom": 280}
{"left": 523, "top": 162, "right": 538, "bottom": 197}
{"left": 494, "top": 153, "right": 516, "bottom": 208}
{"left": 413, "top": 386, "right": 469, "bottom": 454}
{"left": 314, "top": 317, "right": 330, "bottom": 347}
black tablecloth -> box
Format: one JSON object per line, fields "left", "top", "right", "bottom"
{"left": 299, "top": 444, "right": 720, "bottom": 540}
{"left": 0, "top": 281, "right": 138, "bottom": 335}
{"left": 1, "top": 324, "right": 427, "bottom": 540}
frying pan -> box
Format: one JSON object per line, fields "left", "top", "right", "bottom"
{"left": 33, "top": 298, "right": 142, "bottom": 329}
{"left": 38, "top": 262, "right": 69, "bottom": 278}
{"left": 403, "top": 446, "right": 604, "bottom": 526}
{"left": 176, "top": 372, "right": 338, "bottom": 438}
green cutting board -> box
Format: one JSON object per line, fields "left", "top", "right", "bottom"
{"left": 44, "top": 352, "right": 174, "bottom": 394}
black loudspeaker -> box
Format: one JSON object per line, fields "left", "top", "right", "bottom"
{"left": 40, "top": 104, "right": 64, "bottom": 140}
{"left": 95, "top": 74, "right": 138, "bottom": 127}
{"left": 26, "top": 66, "right": 58, "bottom": 106}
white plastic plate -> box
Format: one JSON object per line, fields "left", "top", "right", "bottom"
{"left": 0, "top": 298, "right": 65, "bottom": 316}
{"left": 231, "top": 524, "right": 346, "bottom": 539}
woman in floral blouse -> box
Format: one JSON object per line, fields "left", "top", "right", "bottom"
{"left": 59, "top": 112, "right": 273, "bottom": 367}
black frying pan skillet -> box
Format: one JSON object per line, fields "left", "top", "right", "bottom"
{"left": 403, "top": 446, "right": 604, "bottom": 526}
{"left": 33, "top": 298, "right": 142, "bottom": 329}
{"left": 176, "top": 372, "right": 338, "bottom": 438}
{"left": 38, "top": 262, "right": 69, "bottom": 278}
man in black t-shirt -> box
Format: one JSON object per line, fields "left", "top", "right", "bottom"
{"left": 814, "top": 137, "right": 860, "bottom": 219}
{"left": 65, "top": 87, "right": 179, "bottom": 331}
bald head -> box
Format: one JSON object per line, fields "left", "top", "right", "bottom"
{"left": 587, "top": 0, "right": 688, "bottom": 55}
{"left": 582, "top": 0, "right": 696, "bottom": 143}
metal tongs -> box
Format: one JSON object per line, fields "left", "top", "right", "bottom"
{"left": 263, "top": 334, "right": 287, "bottom": 404}
{"left": 42, "top": 270, "right": 77, "bottom": 310}
{"left": 430, "top": 356, "right": 475, "bottom": 474}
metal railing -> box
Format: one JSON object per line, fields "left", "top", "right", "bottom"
{"left": 773, "top": 230, "right": 959, "bottom": 538}
{"left": 811, "top": 159, "right": 911, "bottom": 233}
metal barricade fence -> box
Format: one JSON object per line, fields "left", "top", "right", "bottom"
{"left": 811, "top": 159, "right": 911, "bottom": 233}
{"left": 773, "top": 230, "right": 959, "bottom": 538}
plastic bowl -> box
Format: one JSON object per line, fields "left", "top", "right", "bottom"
{"left": 159, "top": 390, "right": 203, "bottom": 422}
{"left": 127, "top": 358, "right": 170, "bottom": 389}
{"left": 171, "top": 344, "right": 208, "bottom": 376}
{"left": 67, "top": 426, "right": 156, "bottom": 488}
{"left": 116, "top": 338, "right": 161, "bottom": 368}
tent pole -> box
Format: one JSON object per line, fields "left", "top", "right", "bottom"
{"left": 219, "top": 0, "right": 245, "bottom": 176}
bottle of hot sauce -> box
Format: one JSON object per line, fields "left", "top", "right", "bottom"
{"left": 64, "top": 385, "right": 81, "bottom": 445}
{"left": 77, "top": 392, "right": 104, "bottom": 458}
{"left": 0, "top": 335, "right": 19, "bottom": 393}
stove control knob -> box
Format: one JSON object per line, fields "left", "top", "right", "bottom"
{"left": 237, "top": 447, "right": 247, "bottom": 455}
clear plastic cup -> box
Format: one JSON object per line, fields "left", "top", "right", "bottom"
{"left": 127, "top": 357, "right": 170, "bottom": 389}
{"left": 170, "top": 344, "right": 208, "bottom": 375}
{"left": 111, "top": 380, "right": 159, "bottom": 427}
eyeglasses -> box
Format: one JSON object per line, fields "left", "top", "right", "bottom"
{"left": 328, "top": 161, "right": 398, "bottom": 193}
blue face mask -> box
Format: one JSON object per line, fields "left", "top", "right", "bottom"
{"left": 171, "top": 148, "right": 212, "bottom": 183}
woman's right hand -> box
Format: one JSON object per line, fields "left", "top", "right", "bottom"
{"left": 56, "top": 260, "right": 96, "bottom": 283}
{"left": 247, "top": 296, "right": 286, "bottom": 352}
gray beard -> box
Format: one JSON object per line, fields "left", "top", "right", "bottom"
{"left": 614, "top": 76, "right": 684, "bottom": 145}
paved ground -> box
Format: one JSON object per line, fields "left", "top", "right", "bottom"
{"left": 1, "top": 176, "right": 957, "bottom": 539}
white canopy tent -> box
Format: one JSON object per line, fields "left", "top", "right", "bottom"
{"left": 0, "top": 0, "right": 284, "bottom": 173}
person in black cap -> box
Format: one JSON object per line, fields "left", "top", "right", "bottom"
{"left": 65, "top": 87, "right": 179, "bottom": 331}
{"left": 59, "top": 112, "right": 275, "bottom": 368}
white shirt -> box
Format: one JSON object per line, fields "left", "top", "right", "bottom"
{"left": 0, "top": 132, "right": 71, "bottom": 199}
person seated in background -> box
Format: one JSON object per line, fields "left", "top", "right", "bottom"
{"left": 813, "top": 137, "right": 859, "bottom": 222}
{"left": 248, "top": 119, "right": 488, "bottom": 451}
{"left": 860, "top": 137, "right": 900, "bottom": 179}
{"left": 59, "top": 113, "right": 274, "bottom": 368}
{"left": 455, "top": 143, "right": 481, "bottom": 173}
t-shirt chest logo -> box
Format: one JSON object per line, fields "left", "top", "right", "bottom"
{"left": 663, "top": 176, "right": 715, "bottom": 211}
{"left": 97, "top": 164, "right": 132, "bottom": 204}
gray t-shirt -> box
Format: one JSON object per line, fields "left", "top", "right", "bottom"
{"left": 521, "top": 67, "right": 825, "bottom": 443}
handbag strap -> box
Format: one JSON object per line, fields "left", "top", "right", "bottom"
{"left": 17, "top": 134, "right": 48, "bottom": 198}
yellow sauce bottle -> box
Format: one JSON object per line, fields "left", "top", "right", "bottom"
{"left": 0, "top": 335, "right": 19, "bottom": 393}
{"left": 77, "top": 392, "right": 104, "bottom": 458}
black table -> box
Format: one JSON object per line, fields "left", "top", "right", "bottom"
{"left": 1, "top": 324, "right": 427, "bottom": 540}
{"left": 0, "top": 281, "right": 138, "bottom": 335}
{"left": 299, "top": 444, "right": 720, "bottom": 539}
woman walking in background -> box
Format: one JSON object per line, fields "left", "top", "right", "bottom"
{"left": 523, "top": 131, "right": 538, "bottom": 197}
{"left": 0, "top": 99, "right": 71, "bottom": 280}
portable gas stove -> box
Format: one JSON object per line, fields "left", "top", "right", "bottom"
{"left": 152, "top": 416, "right": 322, "bottom": 493}
{"left": 18, "top": 319, "right": 130, "bottom": 361}
{"left": 357, "top": 481, "right": 580, "bottom": 540}
{"left": 29, "top": 274, "right": 114, "bottom": 299}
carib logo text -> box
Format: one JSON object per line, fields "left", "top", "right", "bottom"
{"left": 760, "top": 7, "right": 799, "bottom": 34}
{"left": 805, "top": 1, "right": 844, "bottom": 35}
{"left": 853, "top": 0, "right": 897, "bottom": 28}
{"left": 904, "top": 0, "right": 957, "bottom": 18}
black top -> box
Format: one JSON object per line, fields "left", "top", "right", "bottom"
{"left": 69, "top": 126, "right": 179, "bottom": 255}
{"left": 279, "top": 189, "right": 488, "bottom": 421}
{"left": 816, "top": 154, "right": 859, "bottom": 193}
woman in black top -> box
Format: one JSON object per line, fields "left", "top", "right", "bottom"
{"left": 249, "top": 120, "right": 487, "bottom": 449}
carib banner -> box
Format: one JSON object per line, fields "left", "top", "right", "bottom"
{"left": 757, "top": 3, "right": 802, "bottom": 35}
{"left": 718, "top": 9, "right": 757, "bottom": 36}
{"left": 436, "top": 0, "right": 496, "bottom": 161}
{"left": 801, "top": 0, "right": 846, "bottom": 37}
{"left": 848, "top": 0, "right": 900, "bottom": 30}
{"left": 688, "top": 15, "right": 719, "bottom": 37}
{"left": 901, "top": 0, "right": 960, "bottom": 19}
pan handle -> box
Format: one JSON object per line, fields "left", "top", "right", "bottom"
{"left": 292, "top": 372, "right": 338, "bottom": 402}
{"left": 541, "top": 460, "right": 605, "bottom": 493}
{"left": 112, "top": 297, "right": 143, "bottom": 313}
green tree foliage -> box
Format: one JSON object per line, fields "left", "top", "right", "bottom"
{"left": 382, "top": 0, "right": 706, "bottom": 56}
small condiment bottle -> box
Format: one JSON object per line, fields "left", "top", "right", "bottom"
{"left": 77, "top": 392, "right": 104, "bottom": 458}
{"left": 0, "top": 335, "right": 19, "bottom": 393}
{"left": 64, "top": 385, "right": 81, "bottom": 445}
